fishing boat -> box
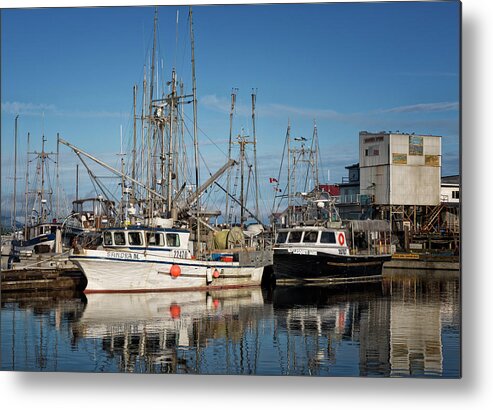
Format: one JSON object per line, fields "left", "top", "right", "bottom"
{"left": 59, "top": 7, "right": 271, "bottom": 292}
{"left": 273, "top": 224, "right": 391, "bottom": 282}
{"left": 7, "top": 133, "right": 84, "bottom": 270}
{"left": 70, "top": 225, "right": 265, "bottom": 293}
{"left": 271, "top": 121, "right": 391, "bottom": 283}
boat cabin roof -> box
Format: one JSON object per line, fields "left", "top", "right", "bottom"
{"left": 277, "top": 226, "right": 339, "bottom": 233}
{"left": 102, "top": 226, "right": 189, "bottom": 234}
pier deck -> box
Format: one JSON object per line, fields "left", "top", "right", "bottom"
{"left": 1, "top": 268, "right": 86, "bottom": 292}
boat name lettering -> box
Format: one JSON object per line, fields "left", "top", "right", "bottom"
{"left": 173, "top": 250, "right": 188, "bottom": 259}
{"left": 289, "top": 248, "right": 317, "bottom": 256}
{"left": 338, "top": 248, "right": 348, "bottom": 255}
{"left": 107, "top": 251, "right": 141, "bottom": 260}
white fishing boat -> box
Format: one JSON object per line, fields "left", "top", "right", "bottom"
{"left": 59, "top": 7, "right": 272, "bottom": 292}
{"left": 70, "top": 225, "right": 265, "bottom": 293}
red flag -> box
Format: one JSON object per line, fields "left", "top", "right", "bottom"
{"left": 269, "top": 177, "right": 278, "bottom": 183}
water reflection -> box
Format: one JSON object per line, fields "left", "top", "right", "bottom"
{"left": 0, "top": 271, "right": 460, "bottom": 377}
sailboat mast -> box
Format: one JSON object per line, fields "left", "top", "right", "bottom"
{"left": 12, "top": 115, "right": 19, "bottom": 232}
{"left": 189, "top": 6, "right": 201, "bottom": 256}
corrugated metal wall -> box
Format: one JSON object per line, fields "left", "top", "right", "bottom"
{"left": 359, "top": 133, "right": 441, "bottom": 206}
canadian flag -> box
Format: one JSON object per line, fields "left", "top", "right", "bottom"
{"left": 269, "top": 177, "right": 278, "bottom": 183}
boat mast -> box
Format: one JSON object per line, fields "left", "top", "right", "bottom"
{"left": 225, "top": 88, "right": 237, "bottom": 224}
{"left": 24, "top": 132, "right": 30, "bottom": 238}
{"left": 239, "top": 133, "right": 245, "bottom": 226}
{"left": 189, "top": 6, "right": 201, "bottom": 256}
{"left": 132, "top": 84, "right": 137, "bottom": 199}
{"left": 12, "top": 115, "right": 19, "bottom": 233}
{"left": 56, "top": 132, "right": 60, "bottom": 220}
{"left": 167, "top": 69, "right": 176, "bottom": 217}
{"left": 40, "top": 135, "right": 46, "bottom": 223}
{"left": 251, "top": 90, "right": 259, "bottom": 220}
{"left": 286, "top": 121, "right": 291, "bottom": 227}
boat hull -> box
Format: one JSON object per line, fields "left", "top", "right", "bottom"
{"left": 273, "top": 249, "right": 391, "bottom": 282}
{"left": 71, "top": 249, "right": 266, "bottom": 293}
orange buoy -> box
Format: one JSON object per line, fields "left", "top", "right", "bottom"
{"left": 338, "top": 232, "right": 345, "bottom": 246}
{"left": 213, "top": 268, "right": 220, "bottom": 278}
{"left": 170, "top": 264, "right": 181, "bottom": 278}
{"left": 169, "top": 303, "right": 181, "bottom": 319}
{"left": 213, "top": 299, "right": 220, "bottom": 308}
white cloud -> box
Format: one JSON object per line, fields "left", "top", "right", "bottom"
{"left": 1, "top": 101, "right": 128, "bottom": 119}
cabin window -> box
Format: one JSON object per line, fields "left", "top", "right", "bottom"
{"left": 113, "top": 232, "right": 126, "bottom": 246}
{"left": 288, "top": 231, "right": 302, "bottom": 243}
{"left": 103, "top": 232, "right": 113, "bottom": 246}
{"left": 452, "top": 190, "right": 460, "bottom": 199}
{"left": 320, "top": 231, "right": 336, "bottom": 244}
{"left": 51, "top": 226, "right": 57, "bottom": 234}
{"left": 128, "top": 232, "right": 143, "bottom": 246}
{"left": 166, "top": 233, "right": 180, "bottom": 247}
{"left": 276, "top": 232, "right": 288, "bottom": 244}
{"left": 303, "top": 231, "right": 319, "bottom": 243}
{"left": 147, "top": 233, "right": 164, "bottom": 247}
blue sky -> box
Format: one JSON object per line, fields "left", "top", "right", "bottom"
{"left": 1, "top": 1, "right": 460, "bottom": 221}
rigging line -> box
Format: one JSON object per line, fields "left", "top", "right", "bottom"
{"left": 182, "top": 110, "right": 228, "bottom": 158}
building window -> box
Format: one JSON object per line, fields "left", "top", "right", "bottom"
{"left": 365, "top": 149, "right": 369, "bottom": 156}
{"left": 452, "top": 190, "right": 460, "bottom": 199}
{"left": 409, "top": 135, "right": 423, "bottom": 156}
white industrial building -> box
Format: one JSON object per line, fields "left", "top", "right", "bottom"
{"left": 359, "top": 132, "right": 442, "bottom": 206}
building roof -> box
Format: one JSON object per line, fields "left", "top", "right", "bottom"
{"left": 441, "top": 175, "right": 460, "bottom": 185}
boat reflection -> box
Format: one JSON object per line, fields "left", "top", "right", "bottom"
{"left": 72, "top": 288, "right": 267, "bottom": 373}
{"left": 1, "top": 270, "right": 460, "bottom": 376}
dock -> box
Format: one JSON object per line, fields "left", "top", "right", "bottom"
{"left": 1, "top": 268, "right": 86, "bottom": 292}
{"left": 384, "top": 253, "right": 459, "bottom": 271}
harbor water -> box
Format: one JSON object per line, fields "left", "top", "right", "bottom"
{"left": 0, "top": 269, "right": 460, "bottom": 377}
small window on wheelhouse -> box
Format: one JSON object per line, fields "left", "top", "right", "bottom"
{"left": 103, "top": 231, "right": 113, "bottom": 246}
{"left": 146, "top": 232, "right": 164, "bottom": 246}
{"left": 288, "top": 231, "right": 302, "bottom": 243}
{"left": 166, "top": 233, "right": 180, "bottom": 247}
{"left": 276, "top": 232, "right": 288, "bottom": 244}
{"left": 128, "top": 232, "right": 143, "bottom": 246}
{"left": 303, "top": 231, "right": 319, "bottom": 243}
{"left": 320, "top": 231, "right": 336, "bottom": 244}
{"left": 113, "top": 232, "right": 126, "bottom": 246}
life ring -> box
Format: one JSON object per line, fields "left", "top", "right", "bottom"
{"left": 338, "top": 233, "right": 345, "bottom": 246}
